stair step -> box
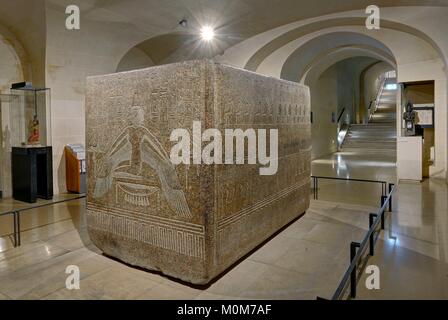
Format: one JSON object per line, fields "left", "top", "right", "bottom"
{"left": 346, "top": 136, "right": 396, "bottom": 140}
{"left": 340, "top": 77, "right": 398, "bottom": 152}
{"left": 343, "top": 143, "right": 396, "bottom": 148}
{"left": 349, "top": 126, "right": 395, "bottom": 130}
{"left": 344, "top": 138, "right": 396, "bottom": 142}
{"left": 347, "top": 136, "right": 396, "bottom": 139}
{"left": 344, "top": 141, "right": 396, "bottom": 144}
{"left": 341, "top": 147, "right": 397, "bottom": 154}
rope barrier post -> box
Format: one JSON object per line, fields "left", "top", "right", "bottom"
{"left": 17, "top": 211, "right": 21, "bottom": 247}
{"left": 13, "top": 212, "right": 18, "bottom": 248}
{"left": 388, "top": 183, "right": 394, "bottom": 212}
{"left": 369, "top": 213, "right": 377, "bottom": 256}
{"left": 380, "top": 196, "right": 386, "bottom": 230}
{"left": 350, "top": 242, "right": 361, "bottom": 298}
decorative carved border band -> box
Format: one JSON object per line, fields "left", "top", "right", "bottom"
{"left": 217, "top": 180, "right": 309, "bottom": 230}
{"left": 87, "top": 207, "right": 206, "bottom": 259}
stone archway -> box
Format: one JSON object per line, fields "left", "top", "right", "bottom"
{"left": 0, "top": 28, "right": 28, "bottom": 198}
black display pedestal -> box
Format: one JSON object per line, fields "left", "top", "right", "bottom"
{"left": 12, "top": 147, "right": 53, "bottom": 203}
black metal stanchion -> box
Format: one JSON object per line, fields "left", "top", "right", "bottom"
{"left": 350, "top": 242, "right": 361, "bottom": 298}
{"left": 13, "top": 212, "right": 18, "bottom": 247}
{"left": 369, "top": 214, "right": 377, "bottom": 256}
{"left": 17, "top": 211, "right": 21, "bottom": 246}
{"left": 388, "top": 183, "right": 394, "bottom": 212}
{"left": 380, "top": 196, "right": 386, "bottom": 230}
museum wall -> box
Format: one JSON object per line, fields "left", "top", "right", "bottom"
{"left": 404, "top": 83, "right": 434, "bottom": 104}
{"left": 0, "top": 0, "right": 47, "bottom": 87}
{"left": 0, "top": 36, "right": 23, "bottom": 93}
{"left": 0, "top": 34, "right": 24, "bottom": 198}
{"left": 0, "top": 0, "right": 46, "bottom": 197}
{"left": 43, "top": 3, "right": 156, "bottom": 194}
{"left": 308, "top": 65, "right": 338, "bottom": 159}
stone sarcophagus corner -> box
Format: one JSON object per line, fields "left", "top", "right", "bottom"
{"left": 85, "top": 60, "right": 311, "bottom": 285}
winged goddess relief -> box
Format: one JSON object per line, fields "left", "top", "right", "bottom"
{"left": 92, "top": 105, "right": 192, "bottom": 219}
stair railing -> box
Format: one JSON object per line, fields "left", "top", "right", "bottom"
{"left": 337, "top": 107, "right": 346, "bottom": 123}
{"left": 369, "top": 76, "right": 387, "bottom": 122}
{"left": 337, "top": 108, "right": 350, "bottom": 149}
{"left": 329, "top": 183, "right": 396, "bottom": 300}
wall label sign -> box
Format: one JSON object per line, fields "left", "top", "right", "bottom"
{"left": 414, "top": 104, "right": 435, "bottom": 128}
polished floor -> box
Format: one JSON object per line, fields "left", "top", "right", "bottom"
{"left": 311, "top": 150, "right": 396, "bottom": 207}
{"left": 0, "top": 151, "right": 447, "bottom": 299}
{"left": 357, "top": 178, "right": 448, "bottom": 299}
{"left": 0, "top": 198, "right": 374, "bottom": 300}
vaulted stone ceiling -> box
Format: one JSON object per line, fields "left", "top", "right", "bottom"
{"left": 45, "top": 0, "right": 448, "bottom": 64}
{"left": 0, "top": 0, "right": 46, "bottom": 84}
{"left": 1, "top": 0, "right": 447, "bottom": 74}
{"left": 279, "top": 32, "right": 394, "bottom": 82}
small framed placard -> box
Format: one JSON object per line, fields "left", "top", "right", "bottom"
{"left": 414, "top": 104, "right": 434, "bottom": 128}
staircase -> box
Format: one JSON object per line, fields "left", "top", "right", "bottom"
{"left": 341, "top": 78, "right": 397, "bottom": 153}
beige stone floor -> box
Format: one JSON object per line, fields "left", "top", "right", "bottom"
{"left": 312, "top": 151, "right": 448, "bottom": 299}
{"left": 356, "top": 178, "right": 448, "bottom": 299}
{"left": 0, "top": 150, "right": 447, "bottom": 299}
{"left": 0, "top": 194, "right": 85, "bottom": 252}
{"left": 311, "top": 150, "right": 396, "bottom": 207}
{"left": 0, "top": 197, "right": 373, "bottom": 300}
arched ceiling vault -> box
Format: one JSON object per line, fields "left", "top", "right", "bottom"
{"left": 275, "top": 32, "right": 395, "bottom": 82}
{"left": 0, "top": 23, "right": 30, "bottom": 80}
{"left": 245, "top": 17, "right": 447, "bottom": 71}
{"left": 299, "top": 45, "right": 395, "bottom": 84}
{"left": 46, "top": 0, "right": 448, "bottom": 60}
{"left": 301, "top": 50, "right": 394, "bottom": 86}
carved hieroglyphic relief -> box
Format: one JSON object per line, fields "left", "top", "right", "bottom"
{"left": 86, "top": 60, "right": 311, "bottom": 284}
{"left": 92, "top": 105, "right": 191, "bottom": 218}
{"left": 87, "top": 205, "right": 205, "bottom": 259}
{"left": 213, "top": 65, "right": 311, "bottom": 239}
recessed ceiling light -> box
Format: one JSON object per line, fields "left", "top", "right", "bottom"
{"left": 179, "top": 19, "right": 188, "bottom": 28}
{"left": 200, "top": 26, "right": 215, "bottom": 41}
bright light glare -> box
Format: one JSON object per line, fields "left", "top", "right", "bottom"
{"left": 385, "top": 84, "right": 397, "bottom": 90}
{"left": 200, "top": 26, "right": 215, "bottom": 41}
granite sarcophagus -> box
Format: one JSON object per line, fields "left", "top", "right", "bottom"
{"left": 85, "top": 60, "right": 311, "bottom": 284}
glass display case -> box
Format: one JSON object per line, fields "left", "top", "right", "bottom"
{"left": 8, "top": 83, "right": 53, "bottom": 202}
{"left": 9, "top": 84, "right": 51, "bottom": 147}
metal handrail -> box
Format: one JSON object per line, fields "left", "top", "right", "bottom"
{"left": 0, "top": 195, "right": 86, "bottom": 247}
{"left": 331, "top": 183, "right": 396, "bottom": 300}
{"left": 337, "top": 108, "right": 346, "bottom": 123}
{"left": 311, "top": 175, "right": 388, "bottom": 200}
{"left": 368, "top": 76, "right": 387, "bottom": 122}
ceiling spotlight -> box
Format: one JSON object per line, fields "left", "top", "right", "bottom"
{"left": 200, "top": 26, "right": 215, "bottom": 41}
{"left": 179, "top": 19, "right": 188, "bottom": 28}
